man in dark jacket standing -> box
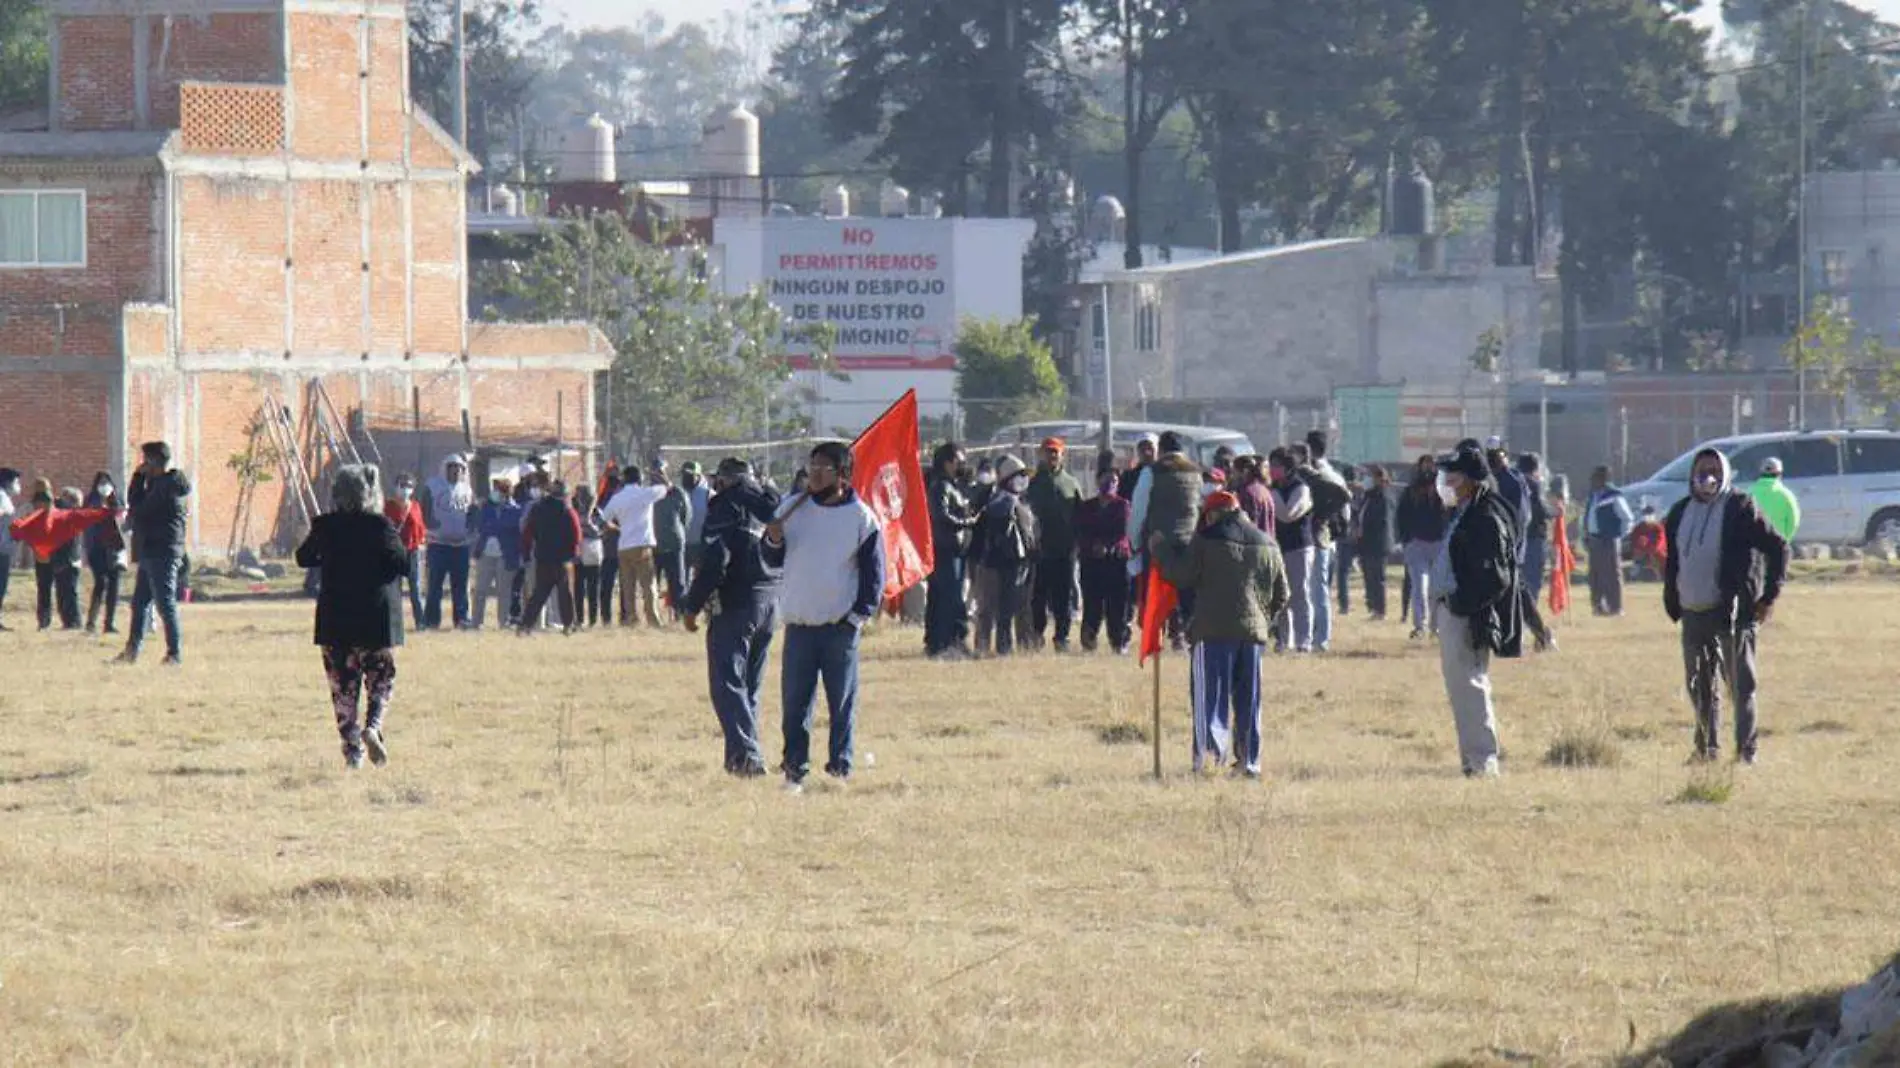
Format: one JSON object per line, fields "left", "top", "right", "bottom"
{"left": 1025, "top": 437, "right": 1082, "bottom": 652}
{"left": 1585, "top": 466, "right": 1634, "bottom": 616}
{"left": 1356, "top": 464, "right": 1394, "bottom": 619}
{"left": 518, "top": 481, "right": 583, "bottom": 634}
{"left": 924, "top": 442, "right": 977, "bottom": 658}
{"left": 1075, "top": 471, "right": 1133, "bottom": 654}
{"left": 1664, "top": 448, "right": 1790, "bottom": 765}
{"left": 682, "top": 459, "right": 783, "bottom": 777}
{"left": 652, "top": 463, "right": 691, "bottom": 621}
{"left": 117, "top": 441, "right": 192, "bottom": 666}
{"left": 1433, "top": 442, "right": 1521, "bottom": 778}
{"left": 1155, "top": 491, "right": 1290, "bottom": 777}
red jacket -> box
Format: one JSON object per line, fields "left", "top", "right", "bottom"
{"left": 384, "top": 499, "right": 426, "bottom": 552}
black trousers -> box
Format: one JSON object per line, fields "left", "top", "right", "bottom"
{"left": 36, "top": 561, "right": 81, "bottom": 629}
{"left": 519, "top": 560, "right": 576, "bottom": 631}
{"left": 88, "top": 561, "right": 122, "bottom": 631}
{"left": 1080, "top": 557, "right": 1131, "bottom": 651}
{"left": 923, "top": 555, "right": 969, "bottom": 654}
{"left": 1031, "top": 554, "right": 1077, "bottom": 646}
{"left": 1334, "top": 539, "right": 1357, "bottom": 613}
{"left": 1360, "top": 545, "right": 1389, "bottom": 618}
{"left": 573, "top": 564, "right": 601, "bottom": 626}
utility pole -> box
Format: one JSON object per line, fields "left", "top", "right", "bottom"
{"left": 451, "top": 0, "right": 468, "bottom": 147}
{"left": 1797, "top": 0, "right": 1810, "bottom": 428}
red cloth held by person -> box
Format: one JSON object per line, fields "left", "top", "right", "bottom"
{"left": 9, "top": 506, "right": 117, "bottom": 563}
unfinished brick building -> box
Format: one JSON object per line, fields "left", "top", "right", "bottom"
{"left": 0, "top": 0, "right": 610, "bottom": 557}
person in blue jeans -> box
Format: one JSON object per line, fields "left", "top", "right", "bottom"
{"left": 116, "top": 441, "right": 192, "bottom": 666}
{"left": 763, "top": 441, "right": 886, "bottom": 792}
{"left": 421, "top": 454, "right": 476, "bottom": 628}
{"left": 681, "top": 458, "right": 783, "bottom": 777}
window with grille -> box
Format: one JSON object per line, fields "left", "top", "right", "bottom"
{"left": 1820, "top": 249, "right": 1849, "bottom": 289}
{"left": 0, "top": 190, "right": 85, "bottom": 268}
{"left": 1136, "top": 298, "right": 1161, "bottom": 352}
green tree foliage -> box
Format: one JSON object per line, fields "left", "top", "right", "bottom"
{"left": 0, "top": 0, "right": 46, "bottom": 113}
{"left": 1784, "top": 295, "right": 1859, "bottom": 424}
{"left": 759, "top": 7, "right": 877, "bottom": 213}
{"left": 815, "top": 0, "right": 1076, "bottom": 218}
{"left": 480, "top": 213, "right": 832, "bottom": 459}
{"left": 955, "top": 319, "right": 1068, "bottom": 438}
{"left": 408, "top": 0, "right": 544, "bottom": 167}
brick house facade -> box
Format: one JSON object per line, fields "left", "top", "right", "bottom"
{"left": 0, "top": 0, "right": 610, "bottom": 557}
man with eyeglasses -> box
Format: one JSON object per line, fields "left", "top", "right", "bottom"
{"left": 763, "top": 441, "right": 886, "bottom": 792}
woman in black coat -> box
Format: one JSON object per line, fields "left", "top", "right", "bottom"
{"left": 296, "top": 465, "right": 408, "bottom": 770}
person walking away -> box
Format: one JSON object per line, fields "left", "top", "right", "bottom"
{"left": 11, "top": 484, "right": 117, "bottom": 630}
{"left": 763, "top": 442, "right": 887, "bottom": 790}
{"left": 973, "top": 455, "right": 1039, "bottom": 657}
{"left": 1335, "top": 465, "right": 1361, "bottom": 616}
{"left": 572, "top": 485, "right": 604, "bottom": 628}
{"left": 594, "top": 467, "right": 622, "bottom": 622}
{"left": 1357, "top": 464, "right": 1394, "bottom": 620}
{"left": 601, "top": 464, "right": 670, "bottom": 628}
{"left": 1585, "top": 466, "right": 1634, "bottom": 616}
{"left": 1749, "top": 457, "right": 1801, "bottom": 543}
{"left": 1431, "top": 442, "right": 1522, "bottom": 778}
{"left": 384, "top": 473, "right": 428, "bottom": 629}
{"left": 1154, "top": 491, "right": 1290, "bottom": 777}
{"left": 116, "top": 441, "right": 191, "bottom": 666}
{"left": 680, "top": 459, "right": 783, "bottom": 776}
{"left": 1076, "top": 471, "right": 1132, "bottom": 654}
{"left": 1300, "top": 431, "right": 1350, "bottom": 650}
{"left": 1025, "top": 437, "right": 1082, "bottom": 652}
{"left": 519, "top": 480, "right": 583, "bottom": 635}
{"left": 1268, "top": 448, "right": 1315, "bottom": 653}
{"left": 421, "top": 455, "right": 476, "bottom": 629}
{"left": 925, "top": 442, "right": 978, "bottom": 658}
{"left": 470, "top": 477, "right": 524, "bottom": 629}
{"left": 294, "top": 465, "right": 407, "bottom": 769}
{"left": 1629, "top": 505, "right": 1669, "bottom": 581}
{"left": 83, "top": 472, "right": 127, "bottom": 634}
{"left": 1664, "top": 448, "right": 1790, "bottom": 765}
{"left": 681, "top": 461, "right": 711, "bottom": 583}
{"left": 653, "top": 464, "right": 691, "bottom": 621}
{"left": 1396, "top": 454, "right": 1450, "bottom": 640}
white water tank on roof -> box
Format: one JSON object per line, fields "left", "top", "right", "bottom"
{"left": 1090, "top": 194, "right": 1126, "bottom": 242}
{"left": 822, "top": 184, "right": 851, "bottom": 217}
{"left": 879, "top": 181, "right": 911, "bottom": 218}
{"left": 493, "top": 183, "right": 519, "bottom": 217}
{"left": 702, "top": 103, "right": 761, "bottom": 179}
{"left": 558, "top": 114, "right": 616, "bottom": 183}
{"left": 918, "top": 192, "right": 943, "bottom": 219}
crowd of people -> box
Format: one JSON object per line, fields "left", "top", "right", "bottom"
{"left": 0, "top": 425, "right": 1799, "bottom": 782}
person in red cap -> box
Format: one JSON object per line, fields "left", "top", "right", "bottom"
{"left": 1152, "top": 489, "right": 1289, "bottom": 778}
{"left": 1024, "top": 436, "right": 1082, "bottom": 652}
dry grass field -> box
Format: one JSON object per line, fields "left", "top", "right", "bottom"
{"left": 3, "top": 574, "right": 1899, "bottom": 1066}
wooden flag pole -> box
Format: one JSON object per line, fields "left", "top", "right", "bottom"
{"left": 1151, "top": 649, "right": 1163, "bottom": 780}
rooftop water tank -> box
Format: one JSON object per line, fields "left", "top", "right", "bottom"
{"left": 879, "top": 182, "right": 911, "bottom": 218}
{"left": 822, "top": 184, "right": 851, "bottom": 217}
{"left": 1390, "top": 166, "right": 1435, "bottom": 236}
{"left": 702, "top": 103, "right": 761, "bottom": 179}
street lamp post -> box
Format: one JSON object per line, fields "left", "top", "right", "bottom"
{"left": 1797, "top": 0, "right": 1810, "bottom": 428}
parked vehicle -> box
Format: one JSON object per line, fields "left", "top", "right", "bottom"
{"left": 1620, "top": 429, "right": 1900, "bottom": 545}
{"left": 987, "top": 420, "right": 1256, "bottom": 470}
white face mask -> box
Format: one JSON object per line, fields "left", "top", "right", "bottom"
{"left": 977, "top": 471, "right": 996, "bottom": 486}
{"left": 1436, "top": 474, "right": 1460, "bottom": 509}
{"left": 1007, "top": 474, "right": 1029, "bottom": 494}
{"left": 396, "top": 486, "right": 413, "bottom": 500}
{"left": 97, "top": 485, "right": 114, "bottom": 498}
{"left": 528, "top": 488, "right": 544, "bottom": 501}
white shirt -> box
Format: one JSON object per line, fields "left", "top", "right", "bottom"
{"left": 601, "top": 485, "right": 668, "bottom": 548}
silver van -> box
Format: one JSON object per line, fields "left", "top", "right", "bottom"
{"left": 1620, "top": 429, "right": 1900, "bottom": 544}
{"left": 987, "top": 421, "right": 1256, "bottom": 470}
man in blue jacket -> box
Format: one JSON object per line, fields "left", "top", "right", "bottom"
{"left": 764, "top": 441, "right": 886, "bottom": 791}
{"left": 682, "top": 459, "right": 782, "bottom": 777}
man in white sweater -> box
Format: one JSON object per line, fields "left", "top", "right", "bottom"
{"left": 763, "top": 441, "right": 887, "bottom": 791}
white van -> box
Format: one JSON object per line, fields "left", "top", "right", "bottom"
{"left": 987, "top": 421, "right": 1256, "bottom": 470}
{"left": 1620, "top": 429, "right": 1900, "bottom": 545}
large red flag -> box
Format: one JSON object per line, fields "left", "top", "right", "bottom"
{"left": 9, "top": 507, "right": 116, "bottom": 563}
{"left": 1138, "top": 563, "right": 1178, "bottom": 666}
{"left": 851, "top": 390, "right": 934, "bottom": 603}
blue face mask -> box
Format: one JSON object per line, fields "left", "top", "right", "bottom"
{"left": 489, "top": 491, "right": 504, "bottom": 504}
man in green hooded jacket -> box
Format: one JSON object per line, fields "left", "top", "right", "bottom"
{"left": 1748, "top": 456, "right": 1801, "bottom": 543}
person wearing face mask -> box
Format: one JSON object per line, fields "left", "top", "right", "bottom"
{"left": 83, "top": 472, "right": 128, "bottom": 635}
{"left": 924, "top": 441, "right": 978, "bottom": 659}
{"left": 518, "top": 479, "right": 583, "bottom": 636}
{"left": 1395, "top": 454, "right": 1449, "bottom": 640}
{"left": 421, "top": 455, "right": 477, "bottom": 630}
{"left": 763, "top": 441, "right": 886, "bottom": 790}
{"left": 652, "top": 462, "right": 692, "bottom": 623}
{"left": 1431, "top": 442, "right": 1522, "bottom": 778}
{"left": 470, "top": 477, "right": 524, "bottom": 629}
{"left": 1075, "top": 470, "right": 1133, "bottom": 655}
{"left": 116, "top": 441, "right": 192, "bottom": 666}
{"left": 1663, "top": 448, "right": 1790, "bottom": 766}
{"left": 1025, "top": 437, "right": 1083, "bottom": 653}
{"left": 599, "top": 463, "right": 671, "bottom": 629}
{"left": 383, "top": 473, "right": 428, "bottom": 629}
{"left": 971, "top": 453, "right": 1039, "bottom": 657}
{"left": 1267, "top": 447, "right": 1315, "bottom": 654}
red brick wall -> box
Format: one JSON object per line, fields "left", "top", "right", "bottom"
{"left": 411, "top": 181, "right": 462, "bottom": 353}
{"left": 367, "top": 182, "right": 407, "bottom": 353}
{"left": 58, "top": 17, "right": 136, "bottom": 130}
{"left": 148, "top": 13, "right": 283, "bottom": 129}
{"left": 0, "top": 373, "right": 115, "bottom": 493}
{"left": 289, "top": 179, "right": 362, "bottom": 354}
{"left": 286, "top": 13, "right": 361, "bottom": 162}
{"left": 366, "top": 18, "right": 405, "bottom": 164}
{"left": 0, "top": 175, "right": 159, "bottom": 359}
{"left": 178, "top": 175, "right": 286, "bottom": 354}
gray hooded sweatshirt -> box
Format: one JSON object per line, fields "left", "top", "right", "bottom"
{"left": 1676, "top": 448, "right": 1731, "bottom": 611}
{"left": 424, "top": 455, "right": 476, "bottom": 546}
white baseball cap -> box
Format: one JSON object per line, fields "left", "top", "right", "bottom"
{"left": 1483, "top": 435, "right": 1505, "bottom": 451}
{"left": 1761, "top": 456, "right": 1783, "bottom": 476}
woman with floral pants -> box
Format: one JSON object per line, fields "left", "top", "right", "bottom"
{"left": 296, "top": 465, "right": 408, "bottom": 768}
